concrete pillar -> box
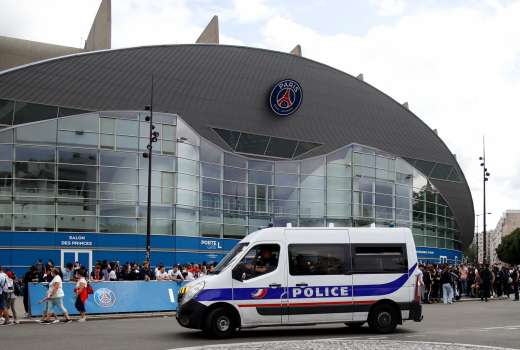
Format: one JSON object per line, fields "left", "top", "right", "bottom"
{"left": 84, "top": 0, "right": 111, "bottom": 51}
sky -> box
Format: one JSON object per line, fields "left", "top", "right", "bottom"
{"left": 1, "top": 0, "right": 520, "bottom": 232}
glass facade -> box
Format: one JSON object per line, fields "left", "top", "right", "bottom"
{"left": 0, "top": 110, "right": 462, "bottom": 251}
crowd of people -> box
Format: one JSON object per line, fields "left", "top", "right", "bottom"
{"left": 418, "top": 263, "right": 520, "bottom": 304}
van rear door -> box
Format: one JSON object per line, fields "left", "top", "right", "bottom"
{"left": 285, "top": 229, "right": 353, "bottom": 324}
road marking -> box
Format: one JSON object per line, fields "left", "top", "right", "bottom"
{"left": 480, "top": 325, "right": 520, "bottom": 331}
{"left": 168, "top": 288, "right": 175, "bottom": 303}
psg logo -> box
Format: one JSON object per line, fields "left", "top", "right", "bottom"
{"left": 93, "top": 288, "right": 117, "bottom": 308}
{"left": 269, "top": 79, "right": 303, "bottom": 116}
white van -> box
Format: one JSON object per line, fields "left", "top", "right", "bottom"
{"left": 176, "top": 227, "right": 422, "bottom": 338}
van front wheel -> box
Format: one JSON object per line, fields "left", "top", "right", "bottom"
{"left": 368, "top": 304, "right": 398, "bottom": 334}
{"left": 203, "top": 307, "right": 236, "bottom": 339}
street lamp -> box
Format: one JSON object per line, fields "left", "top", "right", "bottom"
{"left": 475, "top": 212, "right": 491, "bottom": 263}
{"left": 479, "top": 137, "right": 490, "bottom": 263}
{"left": 142, "top": 76, "right": 159, "bottom": 262}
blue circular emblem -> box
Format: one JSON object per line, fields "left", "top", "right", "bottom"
{"left": 93, "top": 288, "right": 116, "bottom": 308}
{"left": 269, "top": 79, "right": 303, "bottom": 116}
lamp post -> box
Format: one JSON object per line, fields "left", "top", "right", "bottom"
{"left": 475, "top": 212, "right": 491, "bottom": 263}
{"left": 143, "top": 76, "right": 159, "bottom": 262}
{"left": 479, "top": 137, "right": 490, "bottom": 264}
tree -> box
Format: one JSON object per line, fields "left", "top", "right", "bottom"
{"left": 496, "top": 228, "right": 520, "bottom": 265}
{"left": 464, "top": 243, "right": 477, "bottom": 264}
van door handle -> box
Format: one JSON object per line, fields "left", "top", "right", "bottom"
{"left": 269, "top": 283, "right": 282, "bottom": 288}
{"left": 296, "top": 283, "right": 308, "bottom": 287}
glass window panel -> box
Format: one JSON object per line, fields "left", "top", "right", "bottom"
{"left": 57, "top": 215, "right": 96, "bottom": 232}
{"left": 375, "top": 193, "right": 393, "bottom": 207}
{"left": 178, "top": 143, "right": 198, "bottom": 160}
{"left": 327, "top": 189, "right": 350, "bottom": 203}
{"left": 235, "top": 133, "right": 269, "bottom": 155}
{"left": 14, "top": 199, "right": 54, "bottom": 214}
{"left": 265, "top": 137, "right": 297, "bottom": 158}
{"left": 0, "top": 161, "right": 12, "bottom": 178}
{"left": 177, "top": 158, "right": 198, "bottom": 175}
{"left": 59, "top": 148, "right": 97, "bottom": 165}
{"left": 138, "top": 170, "right": 162, "bottom": 187}
{"left": 293, "top": 141, "right": 321, "bottom": 157}
{"left": 275, "top": 161, "right": 298, "bottom": 174}
{"left": 300, "top": 201, "right": 324, "bottom": 217}
{"left": 273, "top": 216, "right": 297, "bottom": 227}
{"left": 327, "top": 147, "right": 351, "bottom": 164}
{"left": 100, "top": 166, "right": 136, "bottom": 184}
{"left": 353, "top": 152, "right": 375, "bottom": 167}
{"left": 274, "top": 187, "right": 298, "bottom": 201}
{"left": 14, "top": 214, "right": 54, "bottom": 231}
{"left": 396, "top": 209, "right": 411, "bottom": 221}
{"left": 117, "top": 119, "right": 138, "bottom": 136}
{"left": 248, "top": 170, "right": 272, "bottom": 185}
{"left": 57, "top": 199, "right": 96, "bottom": 215}
{"left": 139, "top": 218, "right": 174, "bottom": 235}
{"left": 99, "top": 183, "right": 136, "bottom": 202}
{"left": 300, "top": 174, "right": 324, "bottom": 189}
{"left": 163, "top": 140, "right": 176, "bottom": 155}
{"left": 327, "top": 176, "right": 350, "bottom": 191}
{"left": 99, "top": 217, "right": 136, "bottom": 233}
{"left": 100, "top": 118, "right": 116, "bottom": 134}
{"left": 13, "top": 101, "right": 57, "bottom": 124}
{"left": 137, "top": 206, "right": 171, "bottom": 218}
{"left": 352, "top": 245, "right": 407, "bottom": 274}
{"left": 201, "top": 162, "right": 221, "bottom": 179}
{"left": 138, "top": 186, "right": 161, "bottom": 204}
{"left": 59, "top": 164, "right": 96, "bottom": 182}
{"left": 0, "top": 129, "right": 13, "bottom": 144}
{"left": 202, "top": 177, "right": 221, "bottom": 194}
{"left": 224, "top": 166, "right": 246, "bottom": 182}
{"left": 15, "top": 162, "right": 55, "bottom": 179}
{"left": 396, "top": 172, "right": 413, "bottom": 185}
{"left": 116, "top": 135, "right": 138, "bottom": 150}
{"left": 223, "top": 224, "right": 247, "bottom": 238}
{"left": 375, "top": 206, "right": 393, "bottom": 219}
{"left": 162, "top": 124, "right": 175, "bottom": 141}
{"left": 300, "top": 188, "right": 324, "bottom": 203}
{"left": 273, "top": 200, "right": 298, "bottom": 215}
{"left": 201, "top": 193, "right": 221, "bottom": 209}
{"left": 301, "top": 157, "right": 324, "bottom": 176}
{"left": 58, "top": 114, "right": 98, "bottom": 132}
{"left": 396, "top": 184, "right": 411, "bottom": 197}
{"left": 222, "top": 154, "right": 245, "bottom": 169}
{"left": 199, "top": 222, "right": 222, "bottom": 238}
{"left": 274, "top": 173, "right": 298, "bottom": 187}
{"left": 327, "top": 202, "right": 349, "bottom": 217}
{"left": 58, "top": 181, "right": 97, "bottom": 200}
{"left": 326, "top": 218, "right": 352, "bottom": 227}
{"left": 57, "top": 107, "right": 89, "bottom": 118}
{"left": 354, "top": 177, "right": 373, "bottom": 192}
{"left": 14, "top": 179, "right": 55, "bottom": 197}
{"left": 16, "top": 119, "right": 57, "bottom": 145}
{"left": 447, "top": 167, "right": 462, "bottom": 182}
{"left": 213, "top": 128, "right": 240, "bottom": 150}
{"left": 177, "top": 173, "right": 198, "bottom": 190}
{"left": 248, "top": 159, "right": 273, "bottom": 172}
{"left": 142, "top": 154, "right": 174, "bottom": 172}
{"left": 327, "top": 163, "right": 350, "bottom": 177}
{"left": 100, "top": 134, "right": 115, "bottom": 149}
{"left": 396, "top": 196, "right": 410, "bottom": 209}
{"left": 16, "top": 146, "right": 55, "bottom": 162}
{"left": 353, "top": 166, "right": 376, "bottom": 178}
{"left": 58, "top": 131, "right": 98, "bottom": 147}
{"left": 430, "top": 163, "right": 453, "bottom": 180}
{"left": 412, "top": 159, "right": 435, "bottom": 176}
{"left": 100, "top": 202, "right": 136, "bottom": 217}
{"left": 100, "top": 150, "right": 136, "bottom": 168}
{"left": 289, "top": 244, "right": 345, "bottom": 275}
{"left": 0, "top": 99, "right": 14, "bottom": 125}
{"left": 176, "top": 189, "right": 198, "bottom": 207}
{"left": 375, "top": 181, "right": 393, "bottom": 194}
{"left": 176, "top": 120, "right": 200, "bottom": 146}
{"left": 299, "top": 217, "right": 324, "bottom": 227}
{"left": 223, "top": 196, "right": 247, "bottom": 211}
{"left": 200, "top": 139, "right": 222, "bottom": 164}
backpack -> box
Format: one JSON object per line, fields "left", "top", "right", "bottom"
{"left": 13, "top": 281, "right": 22, "bottom": 296}
{"left": 86, "top": 283, "right": 94, "bottom": 295}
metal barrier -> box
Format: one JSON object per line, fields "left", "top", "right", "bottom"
{"left": 29, "top": 280, "right": 185, "bottom": 316}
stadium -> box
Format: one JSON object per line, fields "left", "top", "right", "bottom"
{"left": 0, "top": 7, "right": 474, "bottom": 274}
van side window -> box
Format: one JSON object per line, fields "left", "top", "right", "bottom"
{"left": 289, "top": 244, "right": 346, "bottom": 275}
{"left": 352, "top": 244, "right": 408, "bottom": 274}
{"left": 232, "top": 244, "right": 280, "bottom": 281}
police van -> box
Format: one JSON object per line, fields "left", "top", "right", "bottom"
{"left": 176, "top": 226, "right": 422, "bottom": 338}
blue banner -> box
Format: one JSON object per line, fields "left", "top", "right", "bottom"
{"left": 29, "top": 281, "right": 184, "bottom": 316}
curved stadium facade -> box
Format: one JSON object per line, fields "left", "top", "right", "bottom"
{"left": 0, "top": 44, "right": 474, "bottom": 273}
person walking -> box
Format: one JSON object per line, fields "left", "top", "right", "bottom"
{"left": 3, "top": 272, "right": 18, "bottom": 324}
{"left": 511, "top": 266, "right": 519, "bottom": 301}
{"left": 440, "top": 266, "right": 454, "bottom": 304}
{"left": 41, "top": 268, "right": 72, "bottom": 324}
{"left": 0, "top": 266, "right": 12, "bottom": 325}
{"left": 74, "top": 269, "right": 88, "bottom": 322}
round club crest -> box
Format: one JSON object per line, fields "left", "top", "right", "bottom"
{"left": 93, "top": 287, "right": 117, "bottom": 308}
{"left": 269, "top": 79, "right": 303, "bottom": 116}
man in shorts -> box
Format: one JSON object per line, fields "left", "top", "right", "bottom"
{"left": 0, "top": 266, "right": 10, "bottom": 325}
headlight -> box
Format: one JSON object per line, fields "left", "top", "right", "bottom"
{"left": 181, "top": 281, "right": 205, "bottom": 304}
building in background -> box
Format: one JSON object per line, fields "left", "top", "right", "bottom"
{"left": 0, "top": 9, "right": 474, "bottom": 275}
{"left": 0, "top": 0, "right": 111, "bottom": 71}
{"left": 488, "top": 210, "right": 520, "bottom": 264}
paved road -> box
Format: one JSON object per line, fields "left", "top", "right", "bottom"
{"left": 2, "top": 299, "right": 520, "bottom": 350}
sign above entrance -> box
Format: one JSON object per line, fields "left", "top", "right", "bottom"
{"left": 269, "top": 79, "right": 302, "bottom": 116}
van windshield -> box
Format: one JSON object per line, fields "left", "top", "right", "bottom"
{"left": 212, "top": 242, "right": 249, "bottom": 274}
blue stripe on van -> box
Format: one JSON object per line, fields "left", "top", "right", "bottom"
{"left": 195, "top": 263, "right": 417, "bottom": 302}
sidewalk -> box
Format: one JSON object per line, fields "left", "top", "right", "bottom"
{"left": 10, "top": 296, "right": 176, "bottom": 323}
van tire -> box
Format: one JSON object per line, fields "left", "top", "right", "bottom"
{"left": 345, "top": 321, "right": 364, "bottom": 329}
{"left": 203, "top": 307, "right": 236, "bottom": 339}
{"left": 368, "top": 304, "right": 398, "bottom": 333}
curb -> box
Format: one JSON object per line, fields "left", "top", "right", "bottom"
{"left": 18, "top": 311, "right": 177, "bottom": 324}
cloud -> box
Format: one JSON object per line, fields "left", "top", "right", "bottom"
{"left": 229, "top": 0, "right": 273, "bottom": 23}
{"left": 371, "top": 0, "right": 407, "bottom": 17}
{"left": 259, "top": 2, "right": 520, "bottom": 229}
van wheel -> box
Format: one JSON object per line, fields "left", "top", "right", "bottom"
{"left": 345, "top": 321, "right": 364, "bottom": 329}
{"left": 368, "top": 304, "right": 397, "bottom": 333}
{"left": 203, "top": 307, "right": 236, "bottom": 339}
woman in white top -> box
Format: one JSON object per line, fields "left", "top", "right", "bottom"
{"left": 41, "top": 268, "right": 72, "bottom": 324}
{"left": 156, "top": 266, "right": 170, "bottom": 281}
